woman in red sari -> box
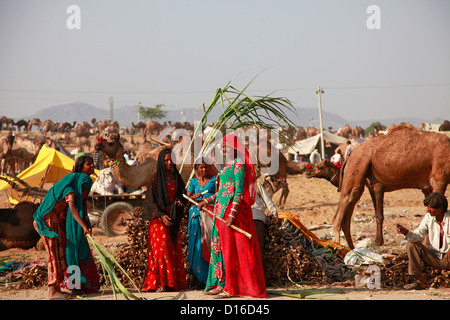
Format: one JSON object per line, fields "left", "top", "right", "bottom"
{"left": 141, "top": 148, "right": 187, "bottom": 292}
{"left": 198, "top": 133, "right": 266, "bottom": 298}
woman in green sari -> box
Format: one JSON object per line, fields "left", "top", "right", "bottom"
{"left": 34, "top": 155, "right": 99, "bottom": 299}
{"left": 198, "top": 133, "right": 266, "bottom": 299}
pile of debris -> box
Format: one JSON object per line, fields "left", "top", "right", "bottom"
{"left": 0, "top": 257, "right": 47, "bottom": 290}
{"left": 262, "top": 215, "right": 354, "bottom": 287}
{"left": 378, "top": 253, "right": 450, "bottom": 289}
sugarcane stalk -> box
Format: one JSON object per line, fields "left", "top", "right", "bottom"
{"left": 87, "top": 234, "right": 145, "bottom": 300}
{"left": 183, "top": 194, "right": 252, "bottom": 239}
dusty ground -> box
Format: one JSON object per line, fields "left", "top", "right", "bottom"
{"left": 2, "top": 171, "right": 450, "bottom": 301}
{"left": 1, "top": 131, "right": 450, "bottom": 301}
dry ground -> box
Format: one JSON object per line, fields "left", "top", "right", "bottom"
{"left": 1, "top": 131, "right": 450, "bottom": 300}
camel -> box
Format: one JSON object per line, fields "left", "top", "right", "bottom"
{"left": 305, "top": 127, "right": 319, "bottom": 138}
{"left": 11, "top": 135, "right": 45, "bottom": 174}
{"left": 74, "top": 121, "right": 92, "bottom": 138}
{"left": 27, "top": 118, "right": 42, "bottom": 132}
{"left": 0, "top": 116, "right": 14, "bottom": 130}
{"left": 333, "top": 124, "right": 450, "bottom": 249}
{"left": 58, "top": 121, "right": 77, "bottom": 133}
{"left": 42, "top": 120, "right": 57, "bottom": 135}
{"left": 143, "top": 121, "right": 162, "bottom": 139}
{"left": 131, "top": 122, "right": 146, "bottom": 135}
{"left": 337, "top": 124, "right": 352, "bottom": 138}
{"left": 0, "top": 131, "right": 15, "bottom": 175}
{"left": 295, "top": 126, "right": 307, "bottom": 140}
{"left": 13, "top": 119, "right": 28, "bottom": 132}
{"left": 439, "top": 120, "right": 450, "bottom": 131}
{"left": 352, "top": 126, "right": 365, "bottom": 139}
{"left": 96, "top": 131, "right": 194, "bottom": 188}
{"left": 0, "top": 201, "right": 40, "bottom": 250}
{"left": 305, "top": 160, "right": 340, "bottom": 188}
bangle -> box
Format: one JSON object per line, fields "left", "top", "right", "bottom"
{"left": 228, "top": 214, "right": 235, "bottom": 218}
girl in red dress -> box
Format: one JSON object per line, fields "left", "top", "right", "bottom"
{"left": 141, "top": 148, "right": 187, "bottom": 292}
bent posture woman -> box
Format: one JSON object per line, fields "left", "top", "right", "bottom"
{"left": 34, "top": 156, "right": 100, "bottom": 299}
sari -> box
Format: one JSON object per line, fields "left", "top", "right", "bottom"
{"left": 186, "top": 175, "right": 216, "bottom": 284}
{"left": 33, "top": 172, "right": 99, "bottom": 293}
{"left": 205, "top": 133, "right": 266, "bottom": 298}
{"left": 141, "top": 148, "right": 187, "bottom": 291}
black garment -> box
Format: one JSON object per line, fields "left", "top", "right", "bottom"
{"left": 145, "top": 148, "right": 186, "bottom": 243}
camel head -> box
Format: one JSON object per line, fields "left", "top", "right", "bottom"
{"left": 305, "top": 160, "right": 337, "bottom": 179}
{"left": 96, "top": 130, "right": 123, "bottom": 159}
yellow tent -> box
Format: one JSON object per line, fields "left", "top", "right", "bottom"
{"left": 0, "top": 145, "right": 97, "bottom": 204}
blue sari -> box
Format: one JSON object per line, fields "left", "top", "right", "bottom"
{"left": 187, "top": 175, "right": 216, "bottom": 283}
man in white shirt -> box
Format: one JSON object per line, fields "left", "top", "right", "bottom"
{"left": 309, "top": 149, "right": 321, "bottom": 165}
{"left": 344, "top": 140, "right": 354, "bottom": 160}
{"left": 252, "top": 182, "right": 279, "bottom": 258}
{"left": 397, "top": 192, "right": 450, "bottom": 290}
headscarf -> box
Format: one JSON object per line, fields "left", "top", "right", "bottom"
{"left": 33, "top": 172, "right": 93, "bottom": 282}
{"left": 222, "top": 133, "right": 257, "bottom": 206}
{"left": 147, "top": 148, "right": 186, "bottom": 243}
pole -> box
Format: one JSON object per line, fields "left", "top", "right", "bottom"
{"left": 316, "top": 86, "right": 325, "bottom": 159}
{"left": 137, "top": 101, "right": 142, "bottom": 122}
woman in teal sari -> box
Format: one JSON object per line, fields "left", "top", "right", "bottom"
{"left": 186, "top": 159, "right": 216, "bottom": 288}
{"left": 34, "top": 155, "right": 99, "bottom": 299}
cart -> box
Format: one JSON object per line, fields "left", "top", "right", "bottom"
{"left": 87, "top": 193, "right": 146, "bottom": 237}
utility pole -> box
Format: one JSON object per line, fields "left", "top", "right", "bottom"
{"left": 109, "top": 96, "right": 114, "bottom": 121}
{"left": 137, "top": 101, "right": 142, "bottom": 122}
{"left": 316, "top": 86, "right": 325, "bottom": 159}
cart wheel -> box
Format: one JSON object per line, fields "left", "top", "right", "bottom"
{"left": 100, "top": 201, "right": 135, "bottom": 237}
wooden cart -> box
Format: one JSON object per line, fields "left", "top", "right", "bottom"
{"left": 86, "top": 193, "right": 146, "bottom": 237}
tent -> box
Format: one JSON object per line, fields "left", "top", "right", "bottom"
{"left": 287, "top": 131, "right": 347, "bottom": 159}
{"left": 0, "top": 145, "right": 97, "bottom": 204}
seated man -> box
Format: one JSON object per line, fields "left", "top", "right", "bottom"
{"left": 397, "top": 192, "right": 450, "bottom": 290}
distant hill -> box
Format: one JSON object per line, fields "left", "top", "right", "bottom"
{"left": 13, "top": 102, "right": 445, "bottom": 131}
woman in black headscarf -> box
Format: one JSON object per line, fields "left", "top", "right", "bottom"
{"left": 141, "top": 148, "right": 187, "bottom": 292}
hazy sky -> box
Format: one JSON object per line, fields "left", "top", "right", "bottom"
{"left": 0, "top": 0, "right": 449, "bottom": 123}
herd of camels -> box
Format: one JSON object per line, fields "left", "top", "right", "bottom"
{"left": 1, "top": 115, "right": 450, "bottom": 250}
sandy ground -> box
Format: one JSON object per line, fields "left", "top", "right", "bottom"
{"left": 2, "top": 172, "right": 450, "bottom": 302}
{"left": 1, "top": 132, "right": 450, "bottom": 302}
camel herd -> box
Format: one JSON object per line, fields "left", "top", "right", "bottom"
{"left": 1, "top": 114, "right": 450, "bottom": 250}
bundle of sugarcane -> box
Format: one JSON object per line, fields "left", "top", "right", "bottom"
{"left": 379, "top": 253, "right": 450, "bottom": 289}
{"left": 3, "top": 264, "right": 48, "bottom": 290}
{"left": 112, "top": 207, "right": 149, "bottom": 288}
{"left": 88, "top": 233, "right": 144, "bottom": 300}
{"left": 263, "top": 215, "right": 324, "bottom": 286}
{"left": 262, "top": 216, "right": 353, "bottom": 286}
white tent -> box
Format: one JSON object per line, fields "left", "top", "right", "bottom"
{"left": 287, "top": 131, "right": 347, "bottom": 156}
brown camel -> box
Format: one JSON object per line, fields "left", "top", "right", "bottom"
{"left": 57, "top": 121, "right": 77, "bottom": 133}
{"left": 305, "top": 160, "right": 340, "bottom": 188}
{"left": 352, "top": 126, "right": 365, "bottom": 139}
{"left": 13, "top": 119, "right": 28, "bottom": 132}
{"left": 131, "top": 122, "right": 146, "bottom": 135}
{"left": 439, "top": 120, "right": 450, "bottom": 131}
{"left": 142, "top": 121, "right": 162, "bottom": 139}
{"left": 0, "top": 131, "right": 15, "bottom": 175}
{"left": 334, "top": 124, "right": 450, "bottom": 249}
{"left": 27, "top": 118, "right": 42, "bottom": 132}
{"left": 11, "top": 136, "right": 45, "bottom": 174}
{"left": 0, "top": 116, "right": 14, "bottom": 130}
{"left": 337, "top": 124, "right": 352, "bottom": 138}
{"left": 42, "top": 120, "right": 57, "bottom": 135}
{"left": 96, "top": 132, "right": 194, "bottom": 188}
